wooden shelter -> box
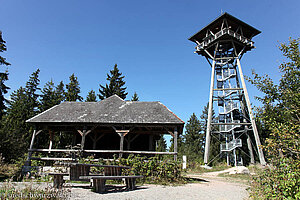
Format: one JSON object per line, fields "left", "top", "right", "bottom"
{"left": 25, "top": 95, "right": 184, "bottom": 163}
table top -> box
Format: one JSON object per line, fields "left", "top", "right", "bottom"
{"left": 58, "top": 162, "right": 131, "bottom": 169}
{"left": 79, "top": 175, "right": 143, "bottom": 179}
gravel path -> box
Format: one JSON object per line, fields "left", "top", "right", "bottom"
{"left": 1, "top": 172, "right": 249, "bottom": 200}
{"left": 69, "top": 177, "right": 249, "bottom": 200}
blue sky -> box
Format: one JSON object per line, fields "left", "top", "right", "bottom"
{"left": 1, "top": 0, "right": 299, "bottom": 141}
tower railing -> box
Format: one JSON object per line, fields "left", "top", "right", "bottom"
{"left": 196, "top": 28, "right": 254, "bottom": 51}
{"left": 220, "top": 139, "right": 242, "bottom": 152}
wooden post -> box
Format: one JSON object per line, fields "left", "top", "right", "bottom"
{"left": 174, "top": 127, "right": 178, "bottom": 161}
{"left": 119, "top": 133, "right": 124, "bottom": 158}
{"left": 235, "top": 71, "right": 255, "bottom": 164}
{"left": 236, "top": 58, "right": 266, "bottom": 166}
{"left": 127, "top": 135, "right": 131, "bottom": 150}
{"left": 204, "top": 60, "right": 216, "bottom": 165}
{"left": 247, "top": 133, "right": 255, "bottom": 164}
{"left": 48, "top": 130, "right": 53, "bottom": 153}
{"left": 26, "top": 130, "right": 42, "bottom": 166}
{"left": 149, "top": 135, "right": 153, "bottom": 151}
{"left": 80, "top": 128, "right": 87, "bottom": 150}
{"left": 112, "top": 127, "right": 130, "bottom": 158}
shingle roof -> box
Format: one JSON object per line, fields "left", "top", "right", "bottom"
{"left": 26, "top": 95, "right": 184, "bottom": 125}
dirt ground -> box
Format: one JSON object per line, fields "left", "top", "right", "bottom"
{"left": 68, "top": 170, "right": 250, "bottom": 200}
{"left": 0, "top": 170, "right": 249, "bottom": 200}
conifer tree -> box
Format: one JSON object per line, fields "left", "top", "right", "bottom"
{"left": 40, "top": 80, "right": 57, "bottom": 112}
{"left": 183, "top": 113, "right": 204, "bottom": 160}
{"left": 55, "top": 81, "right": 65, "bottom": 103}
{"left": 0, "top": 31, "right": 11, "bottom": 118}
{"left": 131, "top": 92, "right": 139, "bottom": 101}
{"left": 98, "top": 64, "right": 128, "bottom": 100}
{"left": 25, "top": 69, "right": 41, "bottom": 116}
{"left": 86, "top": 90, "right": 97, "bottom": 102}
{"left": 0, "top": 70, "right": 41, "bottom": 162}
{"left": 156, "top": 135, "right": 167, "bottom": 152}
{"left": 65, "top": 73, "right": 83, "bottom": 101}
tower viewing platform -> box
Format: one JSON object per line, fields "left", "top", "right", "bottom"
{"left": 189, "top": 12, "right": 261, "bottom": 58}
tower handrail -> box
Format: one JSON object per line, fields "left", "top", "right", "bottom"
{"left": 220, "top": 139, "right": 242, "bottom": 152}
{"left": 196, "top": 28, "right": 254, "bottom": 51}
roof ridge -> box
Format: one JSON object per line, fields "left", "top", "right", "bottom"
{"left": 101, "top": 94, "right": 125, "bottom": 102}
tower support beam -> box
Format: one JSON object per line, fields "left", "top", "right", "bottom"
{"left": 204, "top": 60, "right": 216, "bottom": 165}
{"left": 236, "top": 58, "right": 266, "bottom": 166}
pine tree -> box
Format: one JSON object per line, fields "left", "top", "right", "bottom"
{"left": 55, "top": 81, "right": 65, "bottom": 103}
{"left": 156, "top": 135, "right": 167, "bottom": 152}
{"left": 0, "top": 31, "right": 11, "bottom": 119}
{"left": 40, "top": 80, "right": 57, "bottom": 112}
{"left": 0, "top": 87, "right": 29, "bottom": 161}
{"left": 86, "top": 90, "right": 97, "bottom": 102}
{"left": 0, "top": 31, "right": 10, "bottom": 66}
{"left": 0, "top": 70, "right": 41, "bottom": 162}
{"left": 131, "top": 92, "right": 139, "bottom": 101}
{"left": 25, "top": 69, "right": 41, "bottom": 116}
{"left": 183, "top": 113, "right": 204, "bottom": 161}
{"left": 98, "top": 64, "right": 128, "bottom": 100}
{"left": 0, "top": 73, "right": 9, "bottom": 118}
{"left": 65, "top": 73, "right": 83, "bottom": 101}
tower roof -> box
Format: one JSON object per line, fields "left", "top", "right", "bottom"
{"left": 189, "top": 12, "right": 261, "bottom": 44}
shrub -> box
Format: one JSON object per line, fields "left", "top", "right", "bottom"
{"left": 249, "top": 158, "right": 300, "bottom": 200}
{"left": 80, "top": 155, "right": 184, "bottom": 184}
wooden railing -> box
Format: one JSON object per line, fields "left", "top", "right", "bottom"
{"left": 28, "top": 149, "right": 177, "bottom": 161}
{"left": 196, "top": 28, "right": 254, "bottom": 51}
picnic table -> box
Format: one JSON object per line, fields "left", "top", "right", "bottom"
{"left": 60, "top": 162, "right": 131, "bottom": 181}
{"left": 49, "top": 162, "right": 138, "bottom": 191}
{"left": 79, "top": 175, "right": 143, "bottom": 193}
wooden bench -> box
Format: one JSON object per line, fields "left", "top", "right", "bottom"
{"left": 48, "top": 173, "right": 69, "bottom": 189}
{"left": 79, "top": 175, "right": 143, "bottom": 193}
{"left": 58, "top": 163, "right": 130, "bottom": 181}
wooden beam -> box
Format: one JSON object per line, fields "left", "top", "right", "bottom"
{"left": 119, "top": 133, "right": 124, "bottom": 158}
{"left": 81, "top": 128, "right": 87, "bottom": 150}
{"left": 237, "top": 58, "right": 266, "bottom": 165}
{"left": 29, "top": 149, "right": 78, "bottom": 152}
{"left": 174, "top": 127, "right": 178, "bottom": 161}
{"left": 204, "top": 59, "right": 216, "bottom": 165}
{"left": 26, "top": 129, "right": 41, "bottom": 166}
{"left": 31, "top": 157, "right": 75, "bottom": 161}
{"left": 167, "top": 131, "right": 174, "bottom": 137}
{"left": 36, "top": 130, "right": 43, "bottom": 136}
{"left": 48, "top": 130, "right": 53, "bottom": 153}
{"left": 28, "top": 148, "right": 177, "bottom": 155}
{"left": 77, "top": 130, "right": 84, "bottom": 136}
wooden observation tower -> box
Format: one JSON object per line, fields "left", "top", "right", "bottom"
{"left": 189, "top": 13, "right": 266, "bottom": 166}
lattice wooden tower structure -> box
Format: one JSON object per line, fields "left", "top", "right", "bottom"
{"left": 189, "top": 13, "right": 266, "bottom": 166}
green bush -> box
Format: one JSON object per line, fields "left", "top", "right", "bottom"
{"left": 81, "top": 155, "right": 184, "bottom": 184}
{"left": 249, "top": 158, "right": 300, "bottom": 200}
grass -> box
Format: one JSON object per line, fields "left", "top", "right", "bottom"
{"left": 0, "top": 181, "right": 71, "bottom": 200}
{"left": 0, "top": 163, "right": 19, "bottom": 181}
